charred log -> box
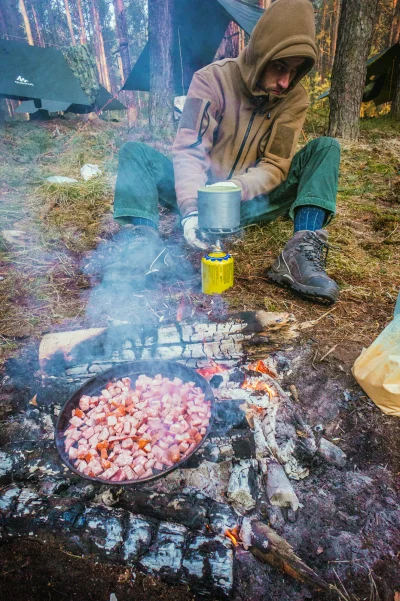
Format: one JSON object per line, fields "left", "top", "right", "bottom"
{"left": 0, "top": 485, "right": 235, "bottom": 598}
{"left": 39, "top": 311, "right": 299, "bottom": 379}
{"left": 241, "top": 519, "right": 331, "bottom": 591}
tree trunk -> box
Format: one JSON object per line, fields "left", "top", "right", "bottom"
{"left": 319, "top": 1, "right": 328, "bottom": 83}
{"left": 113, "top": 0, "right": 131, "bottom": 80}
{"left": 113, "top": 0, "right": 137, "bottom": 124}
{"left": 328, "top": 0, "right": 379, "bottom": 140}
{"left": 19, "top": 0, "right": 34, "bottom": 45}
{"left": 46, "top": 0, "right": 59, "bottom": 46}
{"left": 390, "top": 0, "right": 400, "bottom": 45}
{"left": 390, "top": 71, "right": 400, "bottom": 118}
{"left": 216, "top": 21, "right": 240, "bottom": 59}
{"left": 64, "top": 0, "right": 76, "bottom": 45}
{"left": 76, "top": 0, "right": 87, "bottom": 44}
{"left": 90, "top": 0, "right": 111, "bottom": 91}
{"left": 2, "top": 0, "right": 21, "bottom": 38}
{"left": 329, "top": 0, "right": 340, "bottom": 70}
{"left": 30, "top": 2, "right": 44, "bottom": 46}
{"left": 239, "top": 28, "right": 245, "bottom": 52}
{"left": 148, "top": 0, "right": 175, "bottom": 135}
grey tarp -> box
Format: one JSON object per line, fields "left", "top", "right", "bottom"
{"left": 0, "top": 39, "right": 91, "bottom": 105}
{"left": 123, "top": 0, "right": 264, "bottom": 95}
{"left": 15, "top": 85, "right": 126, "bottom": 115}
{"left": 67, "top": 85, "right": 127, "bottom": 113}
{"left": 15, "top": 100, "right": 71, "bottom": 114}
{"left": 318, "top": 43, "right": 400, "bottom": 105}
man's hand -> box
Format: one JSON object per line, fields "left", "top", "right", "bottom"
{"left": 181, "top": 212, "right": 209, "bottom": 250}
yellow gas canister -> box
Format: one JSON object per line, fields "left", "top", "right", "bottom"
{"left": 201, "top": 250, "right": 234, "bottom": 295}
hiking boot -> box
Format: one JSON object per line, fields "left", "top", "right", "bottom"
{"left": 102, "top": 225, "right": 176, "bottom": 285}
{"left": 266, "top": 229, "right": 339, "bottom": 303}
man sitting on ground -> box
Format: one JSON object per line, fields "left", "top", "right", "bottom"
{"left": 112, "top": 0, "right": 341, "bottom": 303}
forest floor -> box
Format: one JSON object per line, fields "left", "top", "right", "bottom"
{"left": 0, "top": 113, "right": 399, "bottom": 368}
{"left": 0, "top": 110, "right": 399, "bottom": 601}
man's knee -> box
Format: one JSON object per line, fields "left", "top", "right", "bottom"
{"left": 306, "top": 136, "right": 341, "bottom": 154}
{"left": 119, "top": 140, "right": 148, "bottom": 159}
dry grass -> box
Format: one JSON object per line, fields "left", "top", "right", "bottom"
{"left": 36, "top": 177, "right": 114, "bottom": 252}
{"left": 0, "top": 117, "right": 124, "bottom": 366}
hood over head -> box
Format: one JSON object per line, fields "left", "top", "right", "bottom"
{"left": 237, "top": 0, "right": 317, "bottom": 98}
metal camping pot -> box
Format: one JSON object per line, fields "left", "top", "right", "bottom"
{"left": 198, "top": 185, "right": 242, "bottom": 234}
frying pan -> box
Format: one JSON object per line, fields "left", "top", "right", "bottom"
{"left": 55, "top": 360, "right": 215, "bottom": 486}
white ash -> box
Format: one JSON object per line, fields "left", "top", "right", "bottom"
{"left": 163, "top": 460, "right": 233, "bottom": 503}
{"left": 266, "top": 461, "right": 299, "bottom": 512}
{"left": 0, "top": 451, "right": 13, "bottom": 478}
{"left": 242, "top": 376, "right": 311, "bottom": 480}
{"left": 85, "top": 508, "right": 124, "bottom": 554}
{"left": 227, "top": 460, "right": 259, "bottom": 513}
{"left": 95, "top": 488, "right": 122, "bottom": 507}
{"left": 15, "top": 489, "right": 41, "bottom": 516}
{"left": 0, "top": 485, "right": 20, "bottom": 511}
{"left": 138, "top": 522, "right": 187, "bottom": 575}
{"left": 182, "top": 535, "right": 209, "bottom": 579}
{"left": 123, "top": 515, "right": 153, "bottom": 563}
{"left": 207, "top": 503, "right": 238, "bottom": 536}
{"left": 208, "top": 536, "right": 234, "bottom": 595}
{"left": 239, "top": 516, "right": 254, "bottom": 550}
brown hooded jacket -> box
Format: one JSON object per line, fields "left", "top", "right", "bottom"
{"left": 172, "top": 0, "right": 317, "bottom": 217}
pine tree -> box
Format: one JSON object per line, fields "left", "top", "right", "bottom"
{"left": 113, "top": 0, "right": 131, "bottom": 80}
{"left": 328, "top": 0, "right": 380, "bottom": 139}
{"left": 64, "top": 0, "right": 76, "bottom": 45}
{"left": 148, "top": 0, "right": 175, "bottom": 134}
{"left": 90, "top": 0, "right": 111, "bottom": 91}
{"left": 390, "top": 0, "right": 400, "bottom": 45}
{"left": 19, "top": 0, "right": 34, "bottom": 45}
{"left": 76, "top": 0, "right": 87, "bottom": 44}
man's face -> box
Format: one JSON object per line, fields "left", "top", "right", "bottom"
{"left": 257, "top": 57, "right": 305, "bottom": 95}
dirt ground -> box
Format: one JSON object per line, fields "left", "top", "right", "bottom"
{"left": 0, "top": 539, "right": 196, "bottom": 601}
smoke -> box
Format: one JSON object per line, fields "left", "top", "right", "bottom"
{"left": 82, "top": 224, "right": 196, "bottom": 326}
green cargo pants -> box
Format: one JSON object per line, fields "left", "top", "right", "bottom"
{"left": 113, "top": 136, "right": 340, "bottom": 227}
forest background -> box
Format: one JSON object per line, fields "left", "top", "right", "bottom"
{"left": 0, "top": 0, "right": 399, "bottom": 125}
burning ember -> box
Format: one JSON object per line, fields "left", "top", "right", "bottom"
{"left": 225, "top": 526, "right": 240, "bottom": 547}
{"left": 196, "top": 359, "right": 229, "bottom": 379}
{"left": 247, "top": 359, "right": 279, "bottom": 378}
{"left": 242, "top": 378, "right": 276, "bottom": 398}
{"left": 247, "top": 360, "right": 271, "bottom": 374}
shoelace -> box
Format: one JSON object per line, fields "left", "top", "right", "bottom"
{"left": 297, "top": 232, "right": 331, "bottom": 272}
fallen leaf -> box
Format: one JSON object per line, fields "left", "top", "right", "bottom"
{"left": 317, "top": 546, "right": 324, "bottom": 555}
{"left": 29, "top": 394, "right": 38, "bottom": 406}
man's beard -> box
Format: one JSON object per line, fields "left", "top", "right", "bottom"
{"left": 256, "top": 83, "right": 285, "bottom": 97}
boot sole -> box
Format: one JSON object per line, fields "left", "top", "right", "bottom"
{"left": 266, "top": 269, "right": 339, "bottom": 304}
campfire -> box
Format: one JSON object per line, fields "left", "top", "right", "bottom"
{"left": 1, "top": 309, "right": 397, "bottom": 600}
